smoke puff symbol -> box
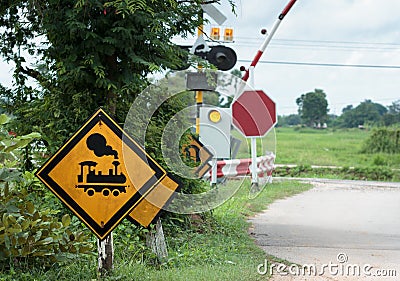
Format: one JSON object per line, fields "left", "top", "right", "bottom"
{"left": 86, "top": 133, "right": 118, "bottom": 159}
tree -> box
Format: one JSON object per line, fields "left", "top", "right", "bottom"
{"left": 382, "top": 100, "right": 400, "bottom": 126}
{"left": 0, "top": 0, "right": 236, "bottom": 272}
{"left": 230, "top": 68, "right": 242, "bottom": 78}
{"left": 388, "top": 100, "right": 400, "bottom": 114}
{"left": 296, "top": 89, "right": 329, "bottom": 126}
{"left": 0, "top": 85, "right": 12, "bottom": 114}
{"left": 0, "top": 0, "right": 227, "bottom": 149}
{"left": 277, "top": 114, "right": 301, "bottom": 127}
{"left": 342, "top": 105, "right": 353, "bottom": 113}
{"left": 337, "top": 100, "right": 388, "bottom": 128}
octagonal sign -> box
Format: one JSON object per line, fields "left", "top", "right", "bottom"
{"left": 232, "top": 90, "right": 277, "bottom": 137}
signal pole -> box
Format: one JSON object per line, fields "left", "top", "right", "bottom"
{"left": 195, "top": 11, "right": 204, "bottom": 135}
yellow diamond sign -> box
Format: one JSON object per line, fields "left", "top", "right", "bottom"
{"left": 35, "top": 108, "right": 168, "bottom": 240}
{"left": 182, "top": 135, "right": 213, "bottom": 178}
{"left": 128, "top": 175, "right": 180, "bottom": 227}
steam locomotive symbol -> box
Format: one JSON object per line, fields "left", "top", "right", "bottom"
{"left": 76, "top": 160, "right": 128, "bottom": 197}
{"left": 75, "top": 133, "right": 128, "bottom": 197}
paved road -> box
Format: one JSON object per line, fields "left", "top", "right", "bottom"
{"left": 249, "top": 179, "right": 400, "bottom": 280}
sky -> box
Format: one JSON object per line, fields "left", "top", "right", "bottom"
{"left": 186, "top": 0, "right": 400, "bottom": 115}
{"left": 1, "top": 0, "right": 399, "bottom": 116}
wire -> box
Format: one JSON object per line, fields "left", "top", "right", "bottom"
{"left": 234, "top": 44, "right": 399, "bottom": 54}
{"left": 212, "top": 34, "right": 400, "bottom": 52}
{"left": 237, "top": 59, "right": 400, "bottom": 69}
{"left": 236, "top": 42, "right": 400, "bottom": 51}
{"left": 233, "top": 40, "right": 400, "bottom": 53}
{"left": 236, "top": 37, "right": 400, "bottom": 47}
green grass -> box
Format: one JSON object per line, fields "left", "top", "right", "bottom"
{"left": 275, "top": 127, "right": 365, "bottom": 166}
{"left": 0, "top": 180, "right": 312, "bottom": 281}
{"left": 234, "top": 127, "right": 400, "bottom": 180}
{"left": 274, "top": 127, "right": 400, "bottom": 169}
{"left": 274, "top": 165, "right": 400, "bottom": 181}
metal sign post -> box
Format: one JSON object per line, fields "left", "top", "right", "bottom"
{"left": 249, "top": 66, "right": 258, "bottom": 186}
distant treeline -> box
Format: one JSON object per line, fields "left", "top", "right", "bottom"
{"left": 279, "top": 99, "right": 400, "bottom": 128}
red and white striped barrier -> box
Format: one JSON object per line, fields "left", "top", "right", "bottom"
{"left": 242, "top": 0, "right": 298, "bottom": 82}
{"left": 206, "top": 153, "right": 275, "bottom": 179}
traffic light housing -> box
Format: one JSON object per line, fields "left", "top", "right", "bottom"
{"left": 193, "top": 45, "right": 237, "bottom": 71}
{"left": 210, "top": 27, "right": 221, "bottom": 40}
{"left": 174, "top": 44, "right": 237, "bottom": 71}
{"left": 224, "top": 28, "right": 234, "bottom": 41}
{"left": 205, "top": 45, "right": 237, "bottom": 71}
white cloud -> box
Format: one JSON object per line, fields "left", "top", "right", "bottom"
{"left": 211, "top": 0, "right": 400, "bottom": 115}
{"left": 284, "top": 0, "right": 400, "bottom": 39}
{"left": 1, "top": 0, "right": 400, "bottom": 115}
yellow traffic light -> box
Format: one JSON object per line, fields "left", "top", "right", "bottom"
{"left": 210, "top": 27, "right": 220, "bottom": 40}
{"left": 224, "top": 28, "right": 234, "bottom": 41}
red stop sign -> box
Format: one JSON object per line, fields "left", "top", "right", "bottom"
{"left": 232, "top": 90, "right": 277, "bottom": 137}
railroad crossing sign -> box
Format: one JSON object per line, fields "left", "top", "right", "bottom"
{"left": 232, "top": 90, "right": 277, "bottom": 137}
{"left": 35, "top": 108, "right": 170, "bottom": 240}
{"left": 128, "top": 175, "right": 179, "bottom": 227}
{"left": 182, "top": 135, "right": 213, "bottom": 178}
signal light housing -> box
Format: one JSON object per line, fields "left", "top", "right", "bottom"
{"left": 206, "top": 45, "right": 237, "bottom": 71}
{"left": 174, "top": 44, "right": 237, "bottom": 71}
{"left": 224, "top": 28, "right": 234, "bottom": 41}
{"left": 210, "top": 27, "right": 221, "bottom": 40}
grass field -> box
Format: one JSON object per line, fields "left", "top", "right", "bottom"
{"left": 1, "top": 180, "right": 311, "bottom": 281}
{"left": 4, "top": 127, "right": 399, "bottom": 280}
{"left": 275, "top": 127, "right": 400, "bottom": 169}
{"left": 235, "top": 127, "right": 400, "bottom": 169}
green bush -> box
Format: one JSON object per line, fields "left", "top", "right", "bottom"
{"left": 0, "top": 113, "right": 94, "bottom": 269}
{"left": 362, "top": 128, "right": 400, "bottom": 154}
{"left": 342, "top": 166, "right": 395, "bottom": 181}
{"left": 0, "top": 181, "right": 93, "bottom": 267}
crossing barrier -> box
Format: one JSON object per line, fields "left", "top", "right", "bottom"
{"left": 206, "top": 153, "right": 275, "bottom": 179}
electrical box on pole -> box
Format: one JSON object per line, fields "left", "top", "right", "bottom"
{"left": 199, "top": 107, "right": 231, "bottom": 159}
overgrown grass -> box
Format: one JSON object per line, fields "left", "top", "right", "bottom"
{"left": 0, "top": 180, "right": 312, "bottom": 281}
{"left": 233, "top": 127, "right": 400, "bottom": 180}
{"left": 362, "top": 128, "right": 400, "bottom": 154}
{"left": 274, "top": 165, "right": 400, "bottom": 181}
